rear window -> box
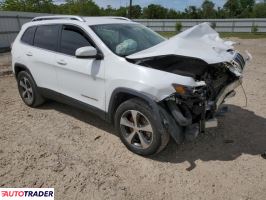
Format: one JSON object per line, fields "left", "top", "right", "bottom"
{"left": 34, "top": 25, "right": 59, "bottom": 51}
{"left": 21, "top": 26, "right": 36, "bottom": 45}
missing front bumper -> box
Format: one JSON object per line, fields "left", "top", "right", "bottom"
{"left": 215, "top": 79, "right": 242, "bottom": 110}
{"left": 164, "top": 78, "right": 241, "bottom": 141}
{"left": 205, "top": 118, "right": 218, "bottom": 128}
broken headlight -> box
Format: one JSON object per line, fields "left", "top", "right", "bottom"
{"left": 172, "top": 84, "right": 194, "bottom": 96}
{"left": 172, "top": 84, "right": 206, "bottom": 98}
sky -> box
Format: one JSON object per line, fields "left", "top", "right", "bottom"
{"left": 93, "top": 0, "right": 227, "bottom": 10}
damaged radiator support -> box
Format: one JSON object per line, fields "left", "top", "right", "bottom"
{"left": 166, "top": 101, "right": 192, "bottom": 126}
{"left": 165, "top": 100, "right": 202, "bottom": 141}
{"left": 165, "top": 79, "right": 239, "bottom": 141}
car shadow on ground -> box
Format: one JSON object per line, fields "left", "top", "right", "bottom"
{"left": 39, "top": 102, "right": 266, "bottom": 170}
{"left": 39, "top": 100, "right": 117, "bottom": 135}
{"left": 152, "top": 105, "right": 266, "bottom": 170}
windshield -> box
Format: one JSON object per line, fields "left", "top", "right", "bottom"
{"left": 90, "top": 23, "right": 165, "bottom": 56}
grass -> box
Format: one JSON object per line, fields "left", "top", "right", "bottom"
{"left": 220, "top": 32, "right": 266, "bottom": 39}
{"left": 159, "top": 31, "right": 266, "bottom": 39}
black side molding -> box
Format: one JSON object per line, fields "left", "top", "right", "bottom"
{"left": 14, "top": 63, "right": 32, "bottom": 77}
{"left": 38, "top": 87, "right": 106, "bottom": 120}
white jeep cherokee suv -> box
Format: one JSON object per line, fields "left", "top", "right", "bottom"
{"left": 12, "top": 15, "right": 248, "bottom": 156}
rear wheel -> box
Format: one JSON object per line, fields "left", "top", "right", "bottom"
{"left": 17, "top": 71, "right": 45, "bottom": 107}
{"left": 115, "top": 98, "right": 169, "bottom": 156}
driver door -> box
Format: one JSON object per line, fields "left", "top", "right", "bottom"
{"left": 55, "top": 24, "right": 105, "bottom": 110}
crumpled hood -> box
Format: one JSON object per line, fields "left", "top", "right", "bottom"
{"left": 127, "top": 22, "right": 236, "bottom": 64}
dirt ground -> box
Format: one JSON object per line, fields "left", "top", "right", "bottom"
{"left": 0, "top": 39, "right": 266, "bottom": 200}
{"left": 0, "top": 52, "right": 11, "bottom": 68}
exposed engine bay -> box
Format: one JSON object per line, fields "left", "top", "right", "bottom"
{"left": 134, "top": 52, "right": 245, "bottom": 101}
{"left": 129, "top": 52, "right": 246, "bottom": 142}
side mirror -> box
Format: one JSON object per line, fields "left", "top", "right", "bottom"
{"left": 75, "top": 46, "right": 102, "bottom": 59}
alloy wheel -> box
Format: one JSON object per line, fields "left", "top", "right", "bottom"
{"left": 19, "top": 77, "right": 34, "bottom": 104}
{"left": 120, "top": 110, "right": 153, "bottom": 149}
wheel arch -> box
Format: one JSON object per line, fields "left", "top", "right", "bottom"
{"left": 14, "top": 63, "right": 32, "bottom": 78}
{"left": 107, "top": 87, "right": 185, "bottom": 145}
{"left": 107, "top": 88, "right": 159, "bottom": 123}
{"left": 14, "top": 63, "right": 40, "bottom": 92}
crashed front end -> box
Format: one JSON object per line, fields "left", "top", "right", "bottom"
{"left": 134, "top": 52, "right": 246, "bottom": 142}
{"left": 127, "top": 23, "right": 250, "bottom": 142}
{"left": 164, "top": 52, "right": 245, "bottom": 141}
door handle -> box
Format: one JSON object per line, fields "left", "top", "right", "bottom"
{"left": 57, "top": 60, "right": 67, "bottom": 65}
{"left": 26, "top": 52, "right": 33, "bottom": 56}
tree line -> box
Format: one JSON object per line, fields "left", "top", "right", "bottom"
{"left": 1, "top": 0, "right": 266, "bottom": 18}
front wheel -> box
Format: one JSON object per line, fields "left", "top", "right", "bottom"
{"left": 114, "top": 98, "right": 169, "bottom": 156}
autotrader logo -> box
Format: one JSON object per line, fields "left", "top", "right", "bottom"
{"left": 0, "top": 188, "right": 54, "bottom": 199}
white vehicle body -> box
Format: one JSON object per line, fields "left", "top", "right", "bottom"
{"left": 12, "top": 17, "right": 201, "bottom": 110}
{"left": 11, "top": 15, "right": 248, "bottom": 155}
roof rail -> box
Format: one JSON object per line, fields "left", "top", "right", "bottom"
{"left": 108, "top": 17, "right": 131, "bottom": 21}
{"left": 32, "top": 15, "right": 85, "bottom": 22}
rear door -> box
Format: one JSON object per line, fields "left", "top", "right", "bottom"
{"left": 55, "top": 24, "right": 105, "bottom": 110}
{"left": 30, "top": 24, "right": 60, "bottom": 91}
{"left": 18, "top": 26, "right": 37, "bottom": 73}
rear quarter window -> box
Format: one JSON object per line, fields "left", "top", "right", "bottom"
{"left": 34, "top": 25, "right": 59, "bottom": 51}
{"left": 21, "top": 26, "right": 36, "bottom": 45}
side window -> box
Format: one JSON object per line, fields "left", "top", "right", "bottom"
{"left": 60, "top": 25, "right": 91, "bottom": 56}
{"left": 21, "top": 26, "right": 36, "bottom": 45}
{"left": 34, "top": 25, "right": 59, "bottom": 51}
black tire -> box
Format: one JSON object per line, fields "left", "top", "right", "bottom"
{"left": 114, "top": 98, "right": 169, "bottom": 156}
{"left": 17, "top": 71, "right": 45, "bottom": 107}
